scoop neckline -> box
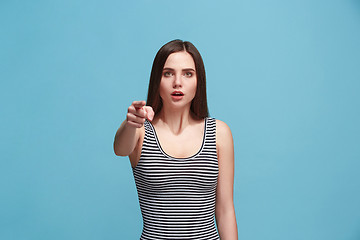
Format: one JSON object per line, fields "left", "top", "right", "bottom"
{"left": 147, "top": 118, "right": 207, "bottom": 160}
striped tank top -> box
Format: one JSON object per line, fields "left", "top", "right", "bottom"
{"left": 132, "top": 117, "right": 220, "bottom": 240}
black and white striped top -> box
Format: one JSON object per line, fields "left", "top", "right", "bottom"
{"left": 132, "top": 117, "right": 219, "bottom": 240}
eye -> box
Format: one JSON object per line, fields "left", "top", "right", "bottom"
{"left": 184, "top": 72, "right": 193, "bottom": 77}
{"left": 163, "top": 72, "right": 173, "bottom": 77}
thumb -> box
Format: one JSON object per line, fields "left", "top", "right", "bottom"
{"left": 144, "top": 106, "right": 155, "bottom": 121}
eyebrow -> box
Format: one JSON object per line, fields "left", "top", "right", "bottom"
{"left": 162, "top": 68, "right": 196, "bottom": 72}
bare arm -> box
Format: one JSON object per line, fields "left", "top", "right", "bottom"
{"left": 215, "top": 120, "right": 238, "bottom": 239}
{"left": 113, "top": 101, "right": 154, "bottom": 156}
{"left": 113, "top": 120, "right": 139, "bottom": 156}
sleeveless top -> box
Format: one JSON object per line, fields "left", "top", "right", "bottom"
{"left": 132, "top": 117, "right": 220, "bottom": 240}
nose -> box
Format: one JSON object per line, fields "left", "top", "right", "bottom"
{"left": 173, "top": 74, "right": 182, "bottom": 88}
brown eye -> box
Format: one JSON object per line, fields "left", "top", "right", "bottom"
{"left": 164, "top": 72, "right": 173, "bottom": 77}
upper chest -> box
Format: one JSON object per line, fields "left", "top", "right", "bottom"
{"left": 153, "top": 123, "right": 205, "bottom": 159}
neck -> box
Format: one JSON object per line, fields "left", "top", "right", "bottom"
{"left": 156, "top": 105, "right": 194, "bottom": 135}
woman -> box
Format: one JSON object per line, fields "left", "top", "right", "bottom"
{"left": 114, "top": 40, "right": 238, "bottom": 239}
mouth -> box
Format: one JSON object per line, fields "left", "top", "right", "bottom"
{"left": 171, "top": 91, "right": 184, "bottom": 101}
{"left": 171, "top": 91, "right": 184, "bottom": 96}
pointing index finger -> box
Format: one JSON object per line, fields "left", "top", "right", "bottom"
{"left": 132, "top": 101, "right": 146, "bottom": 109}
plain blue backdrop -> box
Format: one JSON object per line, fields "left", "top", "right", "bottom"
{"left": 1, "top": 0, "right": 360, "bottom": 239}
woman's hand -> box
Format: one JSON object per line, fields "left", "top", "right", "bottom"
{"left": 126, "top": 101, "right": 155, "bottom": 128}
{"left": 114, "top": 101, "right": 154, "bottom": 157}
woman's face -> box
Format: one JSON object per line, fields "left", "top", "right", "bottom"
{"left": 159, "top": 51, "right": 197, "bottom": 110}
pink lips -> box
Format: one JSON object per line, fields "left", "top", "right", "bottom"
{"left": 171, "top": 91, "right": 184, "bottom": 101}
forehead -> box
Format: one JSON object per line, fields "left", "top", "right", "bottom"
{"left": 163, "top": 51, "right": 195, "bottom": 69}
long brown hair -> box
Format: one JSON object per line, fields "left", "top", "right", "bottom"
{"left": 146, "top": 39, "right": 209, "bottom": 119}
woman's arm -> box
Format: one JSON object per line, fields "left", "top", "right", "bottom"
{"left": 215, "top": 120, "right": 238, "bottom": 240}
{"left": 113, "top": 101, "right": 154, "bottom": 156}
{"left": 113, "top": 120, "right": 140, "bottom": 156}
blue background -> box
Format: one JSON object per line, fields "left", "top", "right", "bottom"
{"left": 1, "top": 0, "right": 360, "bottom": 239}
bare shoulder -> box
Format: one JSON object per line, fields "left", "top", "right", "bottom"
{"left": 216, "top": 119, "right": 233, "bottom": 143}
{"left": 216, "top": 120, "right": 234, "bottom": 166}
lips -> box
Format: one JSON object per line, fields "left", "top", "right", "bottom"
{"left": 171, "top": 91, "right": 184, "bottom": 96}
{"left": 171, "top": 91, "right": 184, "bottom": 101}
